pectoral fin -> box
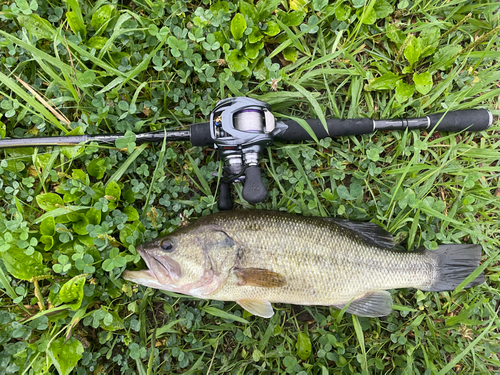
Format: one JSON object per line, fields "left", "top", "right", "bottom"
{"left": 237, "top": 299, "right": 274, "bottom": 318}
{"left": 333, "top": 291, "right": 393, "bottom": 317}
{"left": 234, "top": 268, "right": 286, "bottom": 288}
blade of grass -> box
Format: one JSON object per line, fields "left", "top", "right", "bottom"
{"left": 274, "top": 18, "right": 306, "bottom": 54}
{"left": 23, "top": 48, "right": 81, "bottom": 100}
{"left": 284, "top": 80, "right": 328, "bottom": 134}
{"left": 153, "top": 319, "right": 184, "bottom": 339}
{"left": 0, "top": 262, "right": 20, "bottom": 302}
{"left": 97, "top": 13, "right": 133, "bottom": 60}
{"left": 347, "top": 76, "right": 363, "bottom": 119}
{"left": 221, "top": 75, "right": 245, "bottom": 97}
{"left": 258, "top": 313, "right": 278, "bottom": 352}
{"left": 136, "top": 358, "right": 147, "bottom": 375}
{"left": 201, "top": 306, "right": 249, "bottom": 324}
{"left": 131, "top": 82, "right": 150, "bottom": 109}
{"left": 120, "top": 36, "right": 168, "bottom": 88}
{"left": 65, "top": 0, "right": 86, "bottom": 36}
{"left": 278, "top": 114, "right": 319, "bottom": 143}
{"left": 180, "top": 354, "right": 205, "bottom": 375}
{"left": 248, "top": 91, "right": 312, "bottom": 107}
{"left": 142, "top": 132, "right": 167, "bottom": 217}
{"left": 35, "top": 147, "right": 60, "bottom": 195}
{"left": 107, "top": 143, "right": 148, "bottom": 185}
{"left": 14, "top": 75, "right": 70, "bottom": 125}
{"left": 0, "top": 72, "right": 68, "bottom": 133}
{"left": 294, "top": 50, "right": 344, "bottom": 76}
{"left": 285, "top": 147, "right": 326, "bottom": 217}
{"left": 52, "top": 33, "right": 82, "bottom": 103}
{"left": 33, "top": 206, "right": 90, "bottom": 224}
{"left": 437, "top": 319, "right": 495, "bottom": 375}
{"left": 146, "top": 328, "right": 156, "bottom": 375}
{"left": 0, "top": 30, "right": 83, "bottom": 80}
{"left": 407, "top": 208, "right": 420, "bottom": 250}
{"left": 352, "top": 315, "right": 368, "bottom": 374}
{"left": 64, "top": 36, "right": 128, "bottom": 78}
{"left": 268, "top": 39, "right": 293, "bottom": 59}
{"left": 96, "top": 77, "right": 126, "bottom": 96}
{"left": 296, "top": 68, "right": 359, "bottom": 86}
{"left": 266, "top": 147, "right": 300, "bottom": 208}
{"left": 23, "top": 305, "right": 71, "bottom": 323}
{"left": 185, "top": 153, "right": 212, "bottom": 197}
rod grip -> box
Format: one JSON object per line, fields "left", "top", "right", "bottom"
{"left": 429, "top": 109, "right": 492, "bottom": 132}
{"left": 275, "top": 118, "right": 374, "bottom": 141}
{"left": 190, "top": 122, "right": 212, "bottom": 146}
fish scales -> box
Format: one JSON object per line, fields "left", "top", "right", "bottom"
{"left": 123, "top": 210, "right": 484, "bottom": 318}
{"left": 201, "top": 211, "right": 433, "bottom": 305}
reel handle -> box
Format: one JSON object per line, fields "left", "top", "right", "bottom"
{"left": 242, "top": 165, "right": 268, "bottom": 204}
{"left": 218, "top": 181, "right": 233, "bottom": 210}
{"left": 217, "top": 166, "right": 268, "bottom": 209}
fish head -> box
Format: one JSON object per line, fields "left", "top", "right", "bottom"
{"left": 123, "top": 225, "right": 236, "bottom": 295}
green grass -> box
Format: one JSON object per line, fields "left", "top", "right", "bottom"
{"left": 0, "top": 0, "right": 499, "bottom": 374}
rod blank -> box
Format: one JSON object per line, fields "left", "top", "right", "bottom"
{"left": 0, "top": 130, "right": 191, "bottom": 149}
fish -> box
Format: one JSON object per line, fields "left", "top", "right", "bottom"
{"left": 122, "top": 210, "right": 485, "bottom": 318}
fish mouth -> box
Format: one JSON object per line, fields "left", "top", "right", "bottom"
{"left": 122, "top": 269, "right": 164, "bottom": 289}
{"left": 125, "top": 243, "right": 182, "bottom": 286}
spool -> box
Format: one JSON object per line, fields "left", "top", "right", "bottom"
{"left": 234, "top": 109, "right": 264, "bottom": 132}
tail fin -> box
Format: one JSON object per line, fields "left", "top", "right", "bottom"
{"left": 422, "top": 244, "right": 484, "bottom": 292}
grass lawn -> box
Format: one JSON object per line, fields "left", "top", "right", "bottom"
{"left": 0, "top": 0, "right": 499, "bottom": 373}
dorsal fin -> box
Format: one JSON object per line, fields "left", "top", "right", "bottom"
{"left": 327, "top": 218, "right": 394, "bottom": 249}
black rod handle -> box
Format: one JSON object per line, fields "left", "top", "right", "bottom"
{"left": 190, "top": 122, "right": 211, "bottom": 146}
{"left": 427, "top": 109, "right": 492, "bottom": 132}
{"left": 275, "top": 118, "right": 374, "bottom": 142}
{"left": 273, "top": 109, "right": 493, "bottom": 142}
{"left": 375, "top": 109, "right": 493, "bottom": 132}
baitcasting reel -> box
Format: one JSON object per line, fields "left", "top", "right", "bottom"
{"left": 208, "top": 98, "right": 287, "bottom": 210}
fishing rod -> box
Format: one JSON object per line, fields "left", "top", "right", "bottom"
{"left": 0, "top": 97, "right": 493, "bottom": 209}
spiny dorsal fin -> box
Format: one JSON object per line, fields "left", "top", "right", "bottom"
{"left": 333, "top": 291, "right": 393, "bottom": 317}
{"left": 234, "top": 268, "right": 286, "bottom": 288}
{"left": 237, "top": 300, "right": 274, "bottom": 318}
{"left": 328, "top": 218, "right": 394, "bottom": 249}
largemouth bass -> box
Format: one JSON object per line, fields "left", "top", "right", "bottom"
{"left": 123, "top": 210, "right": 484, "bottom": 318}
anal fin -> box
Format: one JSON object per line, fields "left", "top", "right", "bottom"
{"left": 333, "top": 291, "right": 393, "bottom": 317}
{"left": 237, "top": 300, "right": 274, "bottom": 318}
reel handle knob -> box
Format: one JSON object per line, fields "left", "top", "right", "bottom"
{"left": 242, "top": 166, "right": 268, "bottom": 204}
{"left": 218, "top": 181, "right": 233, "bottom": 210}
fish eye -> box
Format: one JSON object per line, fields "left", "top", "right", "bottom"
{"left": 161, "top": 240, "right": 174, "bottom": 252}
